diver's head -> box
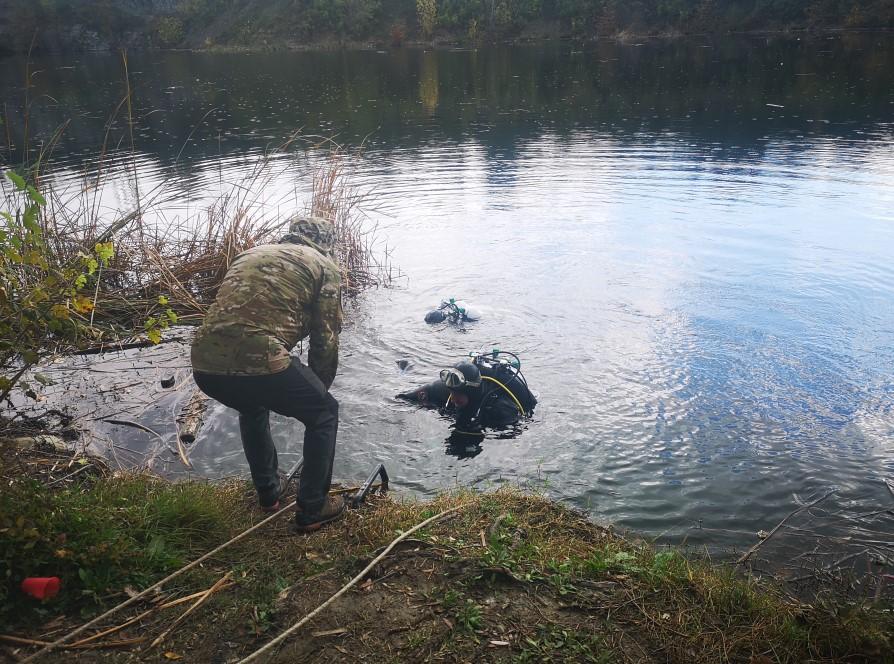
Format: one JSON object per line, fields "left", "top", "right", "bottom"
{"left": 440, "top": 361, "right": 481, "bottom": 408}
{"left": 280, "top": 215, "right": 336, "bottom": 255}
{"left": 424, "top": 309, "right": 447, "bottom": 324}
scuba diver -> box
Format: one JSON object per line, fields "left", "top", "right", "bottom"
{"left": 424, "top": 298, "right": 481, "bottom": 325}
{"left": 398, "top": 351, "right": 537, "bottom": 439}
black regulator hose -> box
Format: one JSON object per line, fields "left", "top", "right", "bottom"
{"left": 491, "top": 350, "right": 530, "bottom": 392}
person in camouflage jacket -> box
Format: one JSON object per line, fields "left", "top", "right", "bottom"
{"left": 191, "top": 215, "right": 346, "bottom": 532}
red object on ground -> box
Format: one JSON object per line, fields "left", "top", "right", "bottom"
{"left": 20, "top": 577, "right": 61, "bottom": 600}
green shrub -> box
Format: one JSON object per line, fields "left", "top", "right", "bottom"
{"left": 0, "top": 170, "right": 116, "bottom": 401}
{"left": 155, "top": 16, "right": 185, "bottom": 46}
{"left": 0, "top": 475, "right": 237, "bottom": 629}
{"left": 417, "top": 0, "right": 438, "bottom": 37}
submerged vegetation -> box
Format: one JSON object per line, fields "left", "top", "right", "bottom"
{"left": 0, "top": 445, "right": 891, "bottom": 661}
{"left": 1, "top": 0, "right": 892, "bottom": 54}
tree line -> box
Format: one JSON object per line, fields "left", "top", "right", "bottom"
{"left": 0, "top": 0, "right": 892, "bottom": 53}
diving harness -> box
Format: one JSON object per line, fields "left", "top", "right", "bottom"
{"left": 445, "top": 349, "right": 535, "bottom": 418}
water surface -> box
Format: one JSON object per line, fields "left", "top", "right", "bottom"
{"left": 3, "top": 36, "right": 893, "bottom": 559}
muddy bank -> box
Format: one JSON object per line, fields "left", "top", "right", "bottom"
{"left": 1, "top": 441, "right": 891, "bottom": 663}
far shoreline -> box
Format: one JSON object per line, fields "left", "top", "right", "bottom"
{"left": 2, "top": 26, "right": 892, "bottom": 58}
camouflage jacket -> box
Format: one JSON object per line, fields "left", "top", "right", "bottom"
{"left": 191, "top": 238, "right": 342, "bottom": 387}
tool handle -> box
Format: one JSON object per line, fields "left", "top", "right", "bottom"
{"left": 351, "top": 464, "right": 389, "bottom": 508}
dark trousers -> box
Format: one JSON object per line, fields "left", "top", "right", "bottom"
{"left": 193, "top": 360, "right": 338, "bottom": 514}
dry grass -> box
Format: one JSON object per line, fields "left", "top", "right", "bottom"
{"left": 2, "top": 135, "right": 392, "bottom": 347}
{"left": 225, "top": 488, "right": 893, "bottom": 663}
{"left": 2, "top": 475, "right": 890, "bottom": 663}
{"left": 3, "top": 54, "right": 392, "bottom": 388}
{"left": 309, "top": 144, "right": 395, "bottom": 296}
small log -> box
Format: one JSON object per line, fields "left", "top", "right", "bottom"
{"left": 0, "top": 435, "right": 68, "bottom": 452}
{"left": 176, "top": 388, "right": 209, "bottom": 446}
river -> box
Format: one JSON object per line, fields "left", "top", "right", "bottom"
{"left": 2, "top": 35, "right": 893, "bottom": 566}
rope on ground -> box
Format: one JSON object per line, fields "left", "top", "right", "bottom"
{"left": 19, "top": 501, "right": 296, "bottom": 663}
{"left": 236, "top": 503, "right": 468, "bottom": 664}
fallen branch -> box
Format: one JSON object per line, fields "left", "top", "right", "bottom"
{"left": 176, "top": 387, "right": 209, "bottom": 446}
{"left": 0, "top": 634, "right": 145, "bottom": 650}
{"left": 70, "top": 608, "right": 156, "bottom": 648}
{"left": 102, "top": 419, "right": 164, "bottom": 440}
{"left": 46, "top": 458, "right": 101, "bottom": 485}
{"left": 69, "top": 340, "right": 162, "bottom": 356}
{"left": 103, "top": 418, "right": 191, "bottom": 469}
{"left": 149, "top": 571, "right": 234, "bottom": 649}
{"left": 71, "top": 582, "right": 236, "bottom": 647}
{"left": 236, "top": 503, "right": 468, "bottom": 664}
{"left": 737, "top": 490, "right": 837, "bottom": 564}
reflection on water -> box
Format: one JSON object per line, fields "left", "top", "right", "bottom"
{"left": 2, "top": 36, "right": 894, "bottom": 559}
{"left": 419, "top": 51, "right": 440, "bottom": 117}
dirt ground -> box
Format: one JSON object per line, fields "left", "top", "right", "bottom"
{"left": 2, "top": 441, "right": 891, "bottom": 663}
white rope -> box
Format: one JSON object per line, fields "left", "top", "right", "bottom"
{"left": 237, "top": 503, "right": 466, "bottom": 663}
{"left": 21, "top": 502, "right": 296, "bottom": 663}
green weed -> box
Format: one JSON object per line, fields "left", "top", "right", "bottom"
{"left": 515, "top": 625, "right": 612, "bottom": 663}
{"left": 454, "top": 599, "right": 483, "bottom": 633}
{"left": 0, "top": 475, "right": 239, "bottom": 629}
{"left": 440, "top": 588, "right": 461, "bottom": 609}
{"left": 585, "top": 548, "right": 642, "bottom": 576}
{"left": 482, "top": 540, "right": 517, "bottom": 570}
{"left": 545, "top": 559, "right": 577, "bottom": 595}
{"left": 403, "top": 624, "right": 433, "bottom": 650}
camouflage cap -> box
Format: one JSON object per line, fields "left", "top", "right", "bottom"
{"left": 280, "top": 215, "right": 336, "bottom": 253}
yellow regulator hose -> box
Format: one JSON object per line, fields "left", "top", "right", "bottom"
{"left": 481, "top": 376, "right": 525, "bottom": 415}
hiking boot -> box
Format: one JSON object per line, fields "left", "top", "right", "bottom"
{"left": 294, "top": 495, "right": 346, "bottom": 533}
{"left": 259, "top": 471, "right": 289, "bottom": 513}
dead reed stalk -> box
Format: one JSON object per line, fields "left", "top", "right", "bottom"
{"left": 2, "top": 136, "right": 392, "bottom": 349}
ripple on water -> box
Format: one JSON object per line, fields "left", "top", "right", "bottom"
{"left": 7, "top": 42, "right": 894, "bottom": 557}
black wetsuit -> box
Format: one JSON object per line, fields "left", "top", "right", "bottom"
{"left": 398, "top": 365, "right": 536, "bottom": 430}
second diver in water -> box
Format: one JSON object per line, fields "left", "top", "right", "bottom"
{"left": 423, "top": 298, "right": 481, "bottom": 325}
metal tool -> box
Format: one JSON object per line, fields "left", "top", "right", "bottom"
{"left": 350, "top": 463, "right": 389, "bottom": 508}
{"left": 284, "top": 458, "right": 387, "bottom": 506}
{"left": 282, "top": 458, "right": 388, "bottom": 508}
{"left": 285, "top": 459, "right": 304, "bottom": 487}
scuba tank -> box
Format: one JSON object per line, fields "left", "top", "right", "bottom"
{"left": 468, "top": 349, "right": 537, "bottom": 416}
{"left": 424, "top": 298, "right": 481, "bottom": 324}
